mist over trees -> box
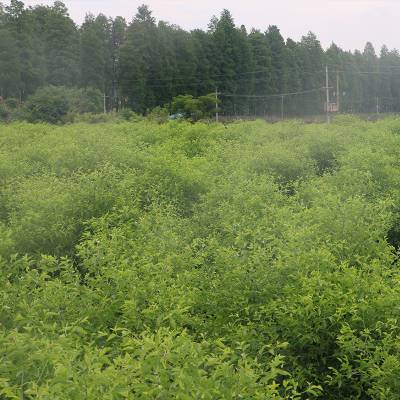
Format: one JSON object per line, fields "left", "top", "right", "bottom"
{"left": 1, "top": 0, "right": 400, "bottom": 115}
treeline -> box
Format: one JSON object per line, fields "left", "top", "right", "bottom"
{"left": 1, "top": 0, "right": 400, "bottom": 116}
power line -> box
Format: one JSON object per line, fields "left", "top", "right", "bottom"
{"left": 118, "top": 75, "right": 322, "bottom": 90}
{"left": 326, "top": 62, "right": 400, "bottom": 76}
{"left": 118, "top": 60, "right": 400, "bottom": 118}
{"left": 219, "top": 87, "right": 324, "bottom": 99}
{"left": 118, "top": 66, "right": 400, "bottom": 91}
{"left": 118, "top": 68, "right": 274, "bottom": 84}
{"left": 118, "top": 68, "right": 324, "bottom": 85}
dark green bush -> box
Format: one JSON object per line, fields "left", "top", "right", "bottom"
{"left": 4, "top": 97, "right": 18, "bottom": 109}
{"left": 171, "top": 93, "right": 217, "bottom": 121}
{"left": 24, "top": 86, "right": 70, "bottom": 123}
{"left": 0, "top": 102, "right": 9, "bottom": 121}
{"left": 23, "top": 86, "right": 103, "bottom": 123}
{"left": 119, "top": 108, "right": 143, "bottom": 121}
{"left": 147, "top": 105, "right": 169, "bottom": 123}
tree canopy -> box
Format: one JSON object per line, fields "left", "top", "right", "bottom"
{"left": 1, "top": 1, "right": 400, "bottom": 116}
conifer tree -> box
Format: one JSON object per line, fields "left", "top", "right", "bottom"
{"left": 2, "top": 2, "right": 400, "bottom": 116}
{"left": 0, "top": 27, "right": 20, "bottom": 98}
{"left": 119, "top": 5, "right": 157, "bottom": 112}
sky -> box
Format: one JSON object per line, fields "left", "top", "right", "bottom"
{"left": 20, "top": 0, "right": 399, "bottom": 52}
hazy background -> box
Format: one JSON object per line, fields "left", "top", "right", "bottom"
{"left": 20, "top": 0, "right": 398, "bottom": 51}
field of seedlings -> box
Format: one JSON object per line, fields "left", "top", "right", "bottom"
{"left": 2, "top": 117, "right": 400, "bottom": 399}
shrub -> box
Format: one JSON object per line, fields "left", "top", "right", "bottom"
{"left": 147, "top": 106, "right": 169, "bottom": 123}
{"left": 119, "top": 108, "right": 143, "bottom": 121}
{"left": 171, "top": 93, "right": 217, "bottom": 121}
{"left": 69, "top": 87, "right": 102, "bottom": 114}
{"left": 1, "top": 118, "right": 400, "bottom": 398}
{"left": 24, "top": 86, "right": 103, "bottom": 124}
{"left": 24, "top": 86, "right": 70, "bottom": 123}
{"left": 4, "top": 98, "right": 18, "bottom": 109}
{"left": 74, "top": 112, "right": 114, "bottom": 124}
{"left": 0, "top": 102, "right": 10, "bottom": 121}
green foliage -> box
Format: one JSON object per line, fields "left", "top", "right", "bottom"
{"left": 171, "top": 94, "right": 216, "bottom": 121}
{"left": 119, "top": 108, "right": 143, "bottom": 122}
{"left": 24, "top": 86, "right": 70, "bottom": 123}
{"left": 147, "top": 106, "right": 169, "bottom": 123}
{"left": 0, "top": 102, "right": 10, "bottom": 121}
{"left": 2, "top": 117, "right": 400, "bottom": 397}
{"left": 4, "top": 98, "right": 18, "bottom": 109}
{"left": 2, "top": 2, "right": 400, "bottom": 117}
{"left": 24, "top": 86, "right": 103, "bottom": 123}
{"left": 73, "top": 112, "right": 114, "bottom": 124}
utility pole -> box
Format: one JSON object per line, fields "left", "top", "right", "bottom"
{"left": 280, "top": 95, "right": 284, "bottom": 120}
{"left": 376, "top": 97, "right": 380, "bottom": 114}
{"left": 336, "top": 70, "right": 340, "bottom": 113}
{"left": 111, "top": 80, "right": 117, "bottom": 112}
{"left": 111, "top": 20, "right": 116, "bottom": 111}
{"left": 103, "top": 93, "right": 107, "bottom": 114}
{"left": 215, "top": 87, "right": 219, "bottom": 122}
{"left": 325, "top": 65, "right": 330, "bottom": 123}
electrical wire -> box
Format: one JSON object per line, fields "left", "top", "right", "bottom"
{"left": 220, "top": 87, "right": 324, "bottom": 99}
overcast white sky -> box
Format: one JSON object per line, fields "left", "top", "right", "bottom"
{"left": 20, "top": 0, "right": 399, "bottom": 52}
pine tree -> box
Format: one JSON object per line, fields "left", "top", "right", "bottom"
{"left": 0, "top": 27, "right": 20, "bottom": 97}
{"left": 235, "top": 25, "right": 252, "bottom": 115}
{"left": 265, "top": 25, "right": 287, "bottom": 115}
{"left": 191, "top": 29, "right": 215, "bottom": 97}
{"left": 79, "top": 13, "right": 112, "bottom": 94}
{"left": 110, "top": 16, "right": 126, "bottom": 109}
{"left": 119, "top": 5, "right": 158, "bottom": 112}
{"left": 5, "top": 0, "right": 45, "bottom": 99}
{"left": 210, "top": 10, "right": 252, "bottom": 114}
{"left": 210, "top": 9, "right": 237, "bottom": 114}
{"left": 378, "top": 45, "right": 393, "bottom": 112}
{"left": 326, "top": 43, "right": 351, "bottom": 112}
{"left": 285, "top": 38, "right": 302, "bottom": 115}
{"left": 296, "top": 32, "right": 325, "bottom": 114}
{"left": 170, "top": 26, "right": 197, "bottom": 98}
{"left": 362, "top": 42, "right": 378, "bottom": 112}
{"left": 386, "top": 49, "right": 400, "bottom": 112}
{"left": 248, "top": 29, "right": 272, "bottom": 115}
{"left": 31, "top": 2, "right": 79, "bottom": 86}
{"left": 1, "top": 2, "right": 400, "bottom": 117}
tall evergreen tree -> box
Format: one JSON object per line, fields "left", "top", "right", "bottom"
{"left": 210, "top": 10, "right": 252, "bottom": 114}
{"left": 264, "top": 25, "right": 288, "bottom": 114}
{"left": 379, "top": 45, "right": 394, "bottom": 112}
{"left": 285, "top": 38, "right": 302, "bottom": 114}
{"left": 0, "top": 27, "right": 20, "bottom": 97}
{"left": 5, "top": 0, "right": 45, "bottom": 99}
{"left": 296, "top": 32, "right": 325, "bottom": 113}
{"left": 31, "top": 2, "right": 79, "bottom": 86}
{"left": 80, "top": 13, "right": 112, "bottom": 93}
{"left": 248, "top": 29, "right": 273, "bottom": 115}
{"left": 191, "top": 29, "right": 215, "bottom": 96}
{"left": 386, "top": 49, "right": 400, "bottom": 112}
{"left": 265, "top": 25, "right": 287, "bottom": 94}
{"left": 210, "top": 9, "right": 238, "bottom": 114}
{"left": 2, "top": 2, "right": 400, "bottom": 117}
{"left": 362, "top": 42, "right": 378, "bottom": 112}
{"left": 110, "top": 16, "right": 126, "bottom": 109}
{"left": 119, "top": 5, "right": 158, "bottom": 112}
